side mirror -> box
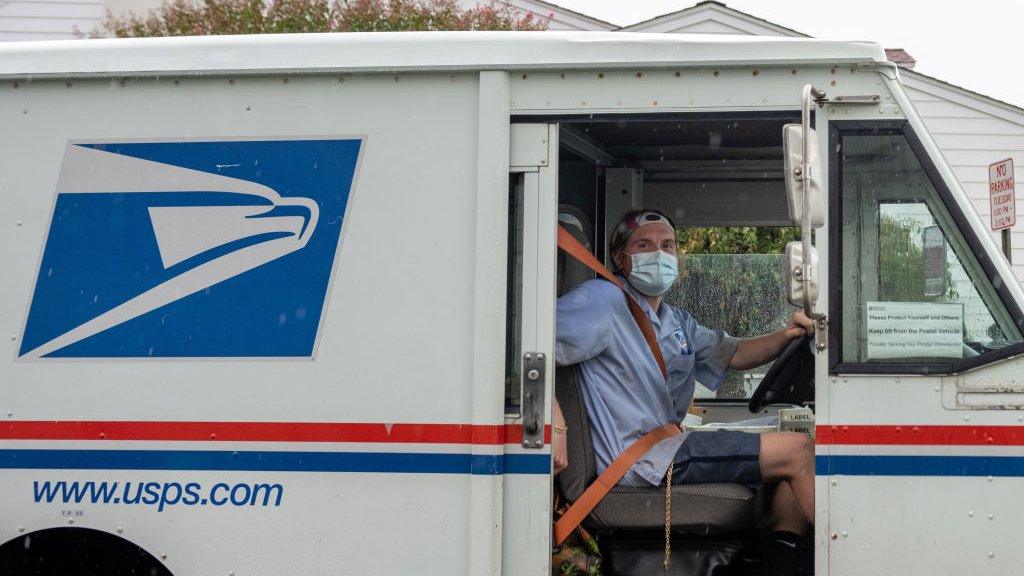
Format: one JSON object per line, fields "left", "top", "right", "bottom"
{"left": 786, "top": 240, "right": 819, "bottom": 310}
{"left": 782, "top": 124, "right": 824, "bottom": 228}
{"left": 922, "top": 225, "right": 946, "bottom": 297}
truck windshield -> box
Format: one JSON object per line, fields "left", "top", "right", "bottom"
{"left": 667, "top": 250, "right": 794, "bottom": 399}
{"left": 838, "top": 129, "right": 1023, "bottom": 365}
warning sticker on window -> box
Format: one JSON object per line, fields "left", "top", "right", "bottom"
{"left": 866, "top": 302, "right": 964, "bottom": 360}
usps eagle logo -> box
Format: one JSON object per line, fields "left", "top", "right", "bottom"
{"left": 19, "top": 138, "right": 363, "bottom": 359}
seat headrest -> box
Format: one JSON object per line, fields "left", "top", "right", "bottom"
{"left": 557, "top": 205, "right": 596, "bottom": 296}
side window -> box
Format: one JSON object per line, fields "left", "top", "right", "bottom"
{"left": 505, "top": 175, "right": 524, "bottom": 415}
{"left": 838, "top": 130, "right": 1022, "bottom": 365}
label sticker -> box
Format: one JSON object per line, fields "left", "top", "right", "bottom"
{"left": 865, "top": 301, "right": 963, "bottom": 360}
{"left": 20, "top": 139, "right": 362, "bottom": 358}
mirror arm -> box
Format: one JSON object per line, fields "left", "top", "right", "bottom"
{"left": 801, "top": 84, "right": 827, "bottom": 322}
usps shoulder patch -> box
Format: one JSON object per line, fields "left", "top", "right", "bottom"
{"left": 19, "top": 138, "right": 363, "bottom": 359}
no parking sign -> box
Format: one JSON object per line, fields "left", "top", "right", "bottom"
{"left": 989, "top": 158, "right": 1015, "bottom": 231}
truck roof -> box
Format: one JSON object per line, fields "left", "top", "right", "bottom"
{"left": 0, "top": 31, "right": 888, "bottom": 79}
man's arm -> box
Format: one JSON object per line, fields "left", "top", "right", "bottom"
{"left": 552, "top": 400, "right": 567, "bottom": 474}
{"left": 729, "top": 310, "right": 816, "bottom": 370}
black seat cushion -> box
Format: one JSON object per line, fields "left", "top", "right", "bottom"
{"left": 555, "top": 365, "right": 762, "bottom": 534}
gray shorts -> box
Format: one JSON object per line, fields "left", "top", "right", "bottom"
{"left": 669, "top": 430, "right": 761, "bottom": 485}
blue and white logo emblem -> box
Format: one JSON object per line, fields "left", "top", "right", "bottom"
{"left": 19, "top": 138, "right": 363, "bottom": 359}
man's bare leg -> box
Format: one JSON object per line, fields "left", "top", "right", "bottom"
{"left": 760, "top": 432, "right": 815, "bottom": 525}
{"left": 771, "top": 480, "right": 806, "bottom": 535}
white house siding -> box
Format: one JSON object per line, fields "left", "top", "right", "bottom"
{"left": 0, "top": 0, "right": 106, "bottom": 41}
{"left": 617, "top": 3, "right": 803, "bottom": 37}
{"left": 902, "top": 76, "right": 1024, "bottom": 282}
{"left": 656, "top": 19, "right": 753, "bottom": 35}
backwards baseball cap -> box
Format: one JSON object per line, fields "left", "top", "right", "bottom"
{"left": 608, "top": 209, "right": 676, "bottom": 256}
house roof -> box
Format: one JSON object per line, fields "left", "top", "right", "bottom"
{"left": 0, "top": 31, "right": 887, "bottom": 79}
{"left": 617, "top": 0, "right": 809, "bottom": 36}
{"left": 511, "top": 0, "right": 617, "bottom": 31}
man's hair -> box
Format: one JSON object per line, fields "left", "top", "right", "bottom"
{"left": 608, "top": 209, "right": 677, "bottom": 273}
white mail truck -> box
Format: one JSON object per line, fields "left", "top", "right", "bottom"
{"left": 1, "top": 31, "right": 1022, "bottom": 575}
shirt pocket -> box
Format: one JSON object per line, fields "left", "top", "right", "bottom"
{"left": 665, "top": 329, "right": 695, "bottom": 380}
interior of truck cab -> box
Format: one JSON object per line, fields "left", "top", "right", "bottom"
{"left": 507, "top": 113, "right": 819, "bottom": 575}
{"left": 550, "top": 112, "right": 815, "bottom": 411}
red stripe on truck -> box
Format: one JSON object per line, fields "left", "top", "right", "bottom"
{"left": 0, "top": 421, "right": 548, "bottom": 445}
{"left": 817, "top": 425, "right": 1024, "bottom": 446}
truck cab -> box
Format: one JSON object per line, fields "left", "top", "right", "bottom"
{"left": 1, "top": 32, "right": 1022, "bottom": 575}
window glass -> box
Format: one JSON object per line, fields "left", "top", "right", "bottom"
{"left": 665, "top": 227, "right": 798, "bottom": 399}
{"left": 839, "top": 132, "right": 1022, "bottom": 364}
{"left": 504, "top": 175, "right": 524, "bottom": 415}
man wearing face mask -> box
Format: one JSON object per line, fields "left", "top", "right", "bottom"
{"left": 554, "top": 209, "right": 816, "bottom": 573}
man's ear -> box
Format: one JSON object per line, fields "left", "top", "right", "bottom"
{"left": 612, "top": 250, "right": 627, "bottom": 274}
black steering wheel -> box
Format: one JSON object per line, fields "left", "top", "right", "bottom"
{"left": 747, "top": 334, "right": 815, "bottom": 413}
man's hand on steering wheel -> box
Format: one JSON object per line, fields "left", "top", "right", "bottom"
{"left": 784, "top": 310, "right": 816, "bottom": 340}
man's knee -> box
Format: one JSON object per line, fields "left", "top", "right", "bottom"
{"left": 760, "top": 432, "right": 814, "bottom": 479}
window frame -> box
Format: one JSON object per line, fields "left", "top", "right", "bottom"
{"left": 828, "top": 120, "right": 1024, "bottom": 375}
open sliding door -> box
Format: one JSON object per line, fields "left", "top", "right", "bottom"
{"left": 502, "top": 123, "right": 559, "bottom": 575}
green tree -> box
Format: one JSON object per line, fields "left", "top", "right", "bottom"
{"left": 676, "top": 226, "right": 800, "bottom": 255}
{"left": 878, "top": 214, "right": 957, "bottom": 302}
{"left": 666, "top": 253, "right": 791, "bottom": 399}
{"left": 90, "top": 0, "right": 547, "bottom": 38}
{"left": 667, "top": 226, "right": 799, "bottom": 398}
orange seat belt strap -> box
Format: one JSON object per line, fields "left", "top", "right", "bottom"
{"left": 553, "top": 423, "right": 681, "bottom": 545}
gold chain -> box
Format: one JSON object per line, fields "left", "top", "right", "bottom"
{"left": 664, "top": 460, "right": 674, "bottom": 572}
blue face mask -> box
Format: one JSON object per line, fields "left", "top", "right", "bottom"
{"left": 627, "top": 250, "right": 679, "bottom": 296}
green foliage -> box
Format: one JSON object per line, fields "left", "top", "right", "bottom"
{"left": 666, "top": 253, "right": 792, "bottom": 399}
{"left": 878, "top": 214, "right": 957, "bottom": 302}
{"left": 667, "top": 226, "right": 800, "bottom": 398}
{"left": 675, "top": 226, "right": 800, "bottom": 255}
{"left": 90, "top": 0, "right": 547, "bottom": 38}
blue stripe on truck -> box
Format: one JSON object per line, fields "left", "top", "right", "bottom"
{"left": 817, "top": 455, "right": 1024, "bottom": 477}
{"left": 0, "top": 449, "right": 550, "bottom": 475}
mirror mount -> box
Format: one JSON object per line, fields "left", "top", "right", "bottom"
{"left": 798, "top": 85, "right": 828, "bottom": 325}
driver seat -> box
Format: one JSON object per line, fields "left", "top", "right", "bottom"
{"left": 555, "top": 364, "right": 763, "bottom": 533}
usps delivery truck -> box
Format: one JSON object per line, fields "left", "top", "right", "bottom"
{"left": 1, "top": 31, "right": 1023, "bottom": 575}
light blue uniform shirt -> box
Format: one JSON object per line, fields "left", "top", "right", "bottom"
{"left": 555, "top": 277, "right": 739, "bottom": 486}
